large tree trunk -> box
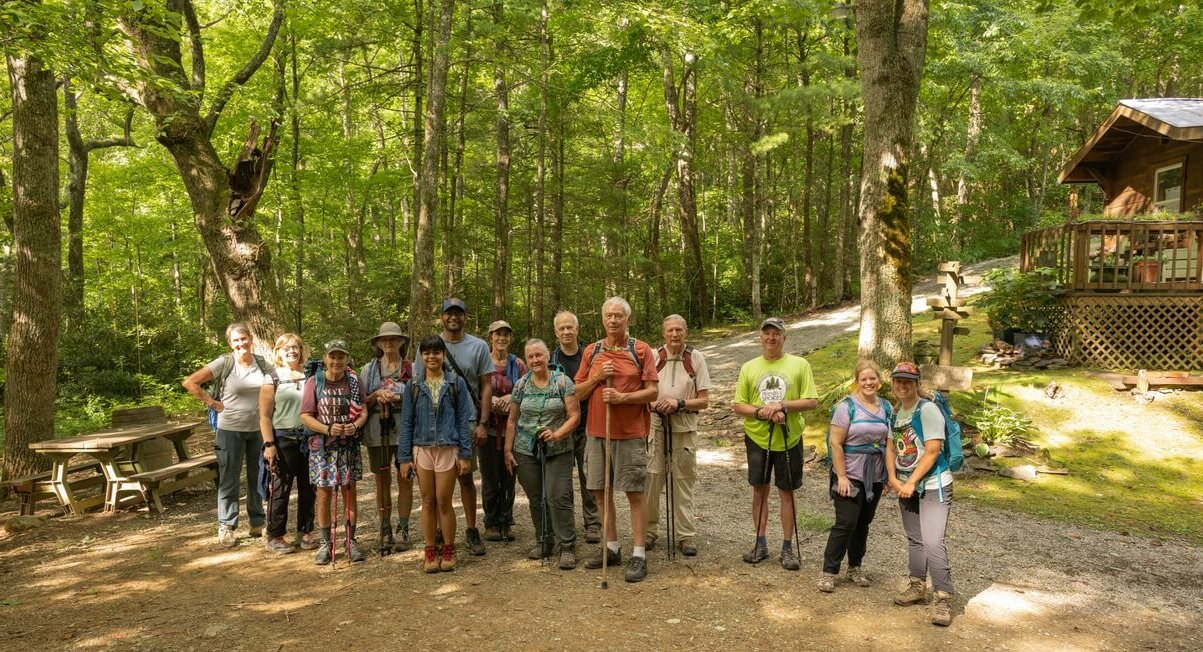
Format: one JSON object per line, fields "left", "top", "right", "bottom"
{"left": 408, "top": 0, "right": 454, "bottom": 339}
{"left": 742, "top": 20, "right": 763, "bottom": 322}
{"left": 662, "top": 51, "right": 709, "bottom": 326}
{"left": 953, "top": 75, "right": 981, "bottom": 252}
{"left": 490, "top": 0, "right": 510, "bottom": 321}
{"left": 4, "top": 50, "right": 60, "bottom": 481}
{"left": 532, "top": 0, "right": 550, "bottom": 336}
{"left": 604, "top": 72, "right": 628, "bottom": 297}
{"left": 119, "top": 1, "right": 287, "bottom": 342}
{"left": 550, "top": 99, "right": 565, "bottom": 315}
{"left": 855, "top": 0, "right": 929, "bottom": 367}
{"left": 446, "top": 11, "right": 471, "bottom": 297}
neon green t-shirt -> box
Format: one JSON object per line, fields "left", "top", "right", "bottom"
{"left": 734, "top": 354, "right": 818, "bottom": 450}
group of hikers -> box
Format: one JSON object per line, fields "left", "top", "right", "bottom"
{"left": 182, "top": 295, "right": 957, "bottom": 627}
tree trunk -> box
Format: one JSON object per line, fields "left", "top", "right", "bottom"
{"left": 854, "top": 0, "right": 929, "bottom": 367}
{"left": 836, "top": 26, "right": 855, "bottom": 301}
{"left": 662, "top": 51, "right": 709, "bottom": 326}
{"left": 953, "top": 75, "right": 981, "bottom": 252}
{"left": 649, "top": 160, "right": 674, "bottom": 319}
{"left": 743, "top": 20, "right": 763, "bottom": 322}
{"left": 410, "top": 0, "right": 425, "bottom": 243}
{"left": 288, "top": 26, "right": 305, "bottom": 333}
{"left": 533, "top": 0, "right": 550, "bottom": 336}
{"left": 4, "top": 49, "right": 60, "bottom": 481}
{"left": 550, "top": 98, "right": 565, "bottom": 315}
{"left": 408, "top": 0, "right": 454, "bottom": 340}
{"left": 604, "top": 72, "right": 628, "bottom": 297}
{"left": 490, "top": 0, "right": 510, "bottom": 321}
{"left": 446, "top": 12, "right": 471, "bottom": 297}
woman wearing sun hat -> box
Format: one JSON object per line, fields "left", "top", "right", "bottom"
{"left": 362, "top": 322, "right": 414, "bottom": 554}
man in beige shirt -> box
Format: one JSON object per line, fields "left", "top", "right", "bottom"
{"left": 646, "top": 314, "right": 710, "bottom": 556}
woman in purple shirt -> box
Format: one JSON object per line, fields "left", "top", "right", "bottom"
{"left": 818, "top": 359, "right": 893, "bottom": 593}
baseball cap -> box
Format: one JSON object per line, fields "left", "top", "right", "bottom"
{"left": 323, "top": 339, "right": 350, "bottom": 355}
{"left": 488, "top": 320, "right": 513, "bottom": 334}
{"left": 759, "top": 317, "right": 786, "bottom": 331}
{"left": 891, "top": 362, "right": 921, "bottom": 380}
{"left": 440, "top": 297, "right": 467, "bottom": 313}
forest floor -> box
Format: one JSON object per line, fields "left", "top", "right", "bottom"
{"left": 2, "top": 258, "right": 1201, "bottom": 652}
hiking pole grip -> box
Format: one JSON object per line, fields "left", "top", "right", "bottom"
{"left": 601, "top": 378, "right": 613, "bottom": 589}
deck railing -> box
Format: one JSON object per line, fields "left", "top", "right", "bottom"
{"left": 1020, "top": 220, "right": 1203, "bottom": 292}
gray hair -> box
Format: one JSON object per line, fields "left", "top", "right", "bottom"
{"left": 225, "top": 322, "right": 253, "bottom": 343}
{"left": 602, "top": 296, "right": 632, "bottom": 318}
{"left": 553, "top": 310, "right": 579, "bottom": 328}
{"left": 524, "top": 338, "right": 550, "bottom": 355}
{"left": 662, "top": 314, "right": 688, "bottom": 328}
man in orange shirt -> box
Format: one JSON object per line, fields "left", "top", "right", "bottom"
{"left": 574, "top": 297, "right": 659, "bottom": 582}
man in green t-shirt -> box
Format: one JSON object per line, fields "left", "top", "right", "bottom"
{"left": 732, "top": 317, "right": 818, "bottom": 571}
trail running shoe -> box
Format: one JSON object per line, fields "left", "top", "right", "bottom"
{"left": 817, "top": 573, "right": 837, "bottom": 593}
{"left": 625, "top": 556, "right": 648, "bottom": 583}
{"left": 558, "top": 546, "right": 577, "bottom": 570}
{"left": 466, "top": 528, "right": 486, "bottom": 556}
{"left": 217, "top": 525, "right": 238, "bottom": 548}
{"left": 348, "top": 538, "right": 366, "bottom": 563}
{"left": 585, "top": 547, "right": 621, "bottom": 570}
{"left": 314, "top": 540, "right": 332, "bottom": 566}
{"left": 742, "top": 543, "right": 768, "bottom": 564}
{"left": 780, "top": 547, "right": 801, "bottom": 571}
{"left": 264, "top": 537, "right": 296, "bottom": 555}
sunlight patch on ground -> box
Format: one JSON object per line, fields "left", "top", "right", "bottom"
{"left": 696, "top": 448, "right": 740, "bottom": 468}
{"left": 73, "top": 626, "right": 146, "bottom": 649}
{"left": 429, "top": 582, "right": 462, "bottom": 596}
{"left": 183, "top": 550, "right": 249, "bottom": 568}
{"left": 245, "top": 597, "right": 323, "bottom": 613}
{"left": 966, "top": 583, "right": 1081, "bottom": 623}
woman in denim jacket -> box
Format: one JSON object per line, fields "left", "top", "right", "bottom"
{"left": 399, "top": 335, "right": 474, "bottom": 573}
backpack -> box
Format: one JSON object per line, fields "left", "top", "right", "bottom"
{"left": 655, "top": 345, "right": 696, "bottom": 379}
{"left": 912, "top": 392, "right": 965, "bottom": 501}
{"left": 207, "top": 353, "right": 278, "bottom": 432}
{"left": 825, "top": 397, "right": 893, "bottom": 499}
{"left": 583, "top": 338, "right": 644, "bottom": 378}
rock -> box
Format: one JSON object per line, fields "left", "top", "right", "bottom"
{"left": 1, "top": 514, "right": 48, "bottom": 534}
{"left": 202, "top": 624, "right": 230, "bottom": 638}
{"left": 1044, "top": 381, "right": 1064, "bottom": 399}
{"left": 999, "top": 464, "right": 1038, "bottom": 481}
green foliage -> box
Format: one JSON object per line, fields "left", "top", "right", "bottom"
{"left": 975, "top": 268, "right": 1062, "bottom": 334}
{"left": 796, "top": 507, "right": 835, "bottom": 533}
{"left": 967, "top": 390, "right": 1035, "bottom": 446}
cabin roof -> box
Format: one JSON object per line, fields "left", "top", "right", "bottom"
{"left": 1058, "top": 98, "right": 1203, "bottom": 185}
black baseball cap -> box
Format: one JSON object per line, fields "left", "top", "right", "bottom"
{"left": 440, "top": 297, "right": 467, "bottom": 313}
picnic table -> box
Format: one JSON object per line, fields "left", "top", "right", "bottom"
{"left": 27, "top": 419, "right": 207, "bottom": 514}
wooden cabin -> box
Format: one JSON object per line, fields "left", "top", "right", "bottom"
{"left": 1019, "top": 98, "right": 1203, "bottom": 371}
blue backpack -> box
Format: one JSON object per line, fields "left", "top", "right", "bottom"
{"left": 912, "top": 392, "right": 965, "bottom": 500}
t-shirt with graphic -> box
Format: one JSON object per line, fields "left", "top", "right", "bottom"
{"left": 271, "top": 368, "right": 307, "bottom": 431}
{"left": 510, "top": 371, "right": 575, "bottom": 458}
{"left": 300, "top": 374, "right": 367, "bottom": 427}
{"left": 206, "top": 355, "right": 271, "bottom": 432}
{"left": 574, "top": 339, "right": 659, "bottom": 440}
{"left": 734, "top": 354, "right": 818, "bottom": 450}
{"left": 892, "top": 400, "right": 954, "bottom": 491}
{"left": 652, "top": 346, "right": 712, "bottom": 433}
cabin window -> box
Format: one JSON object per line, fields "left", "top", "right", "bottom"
{"left": 1153, "top": 162, "right": 1183, "bottom": 213}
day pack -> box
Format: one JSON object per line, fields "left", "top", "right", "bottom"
{"left": 912, "top": 392, "right": 965, "bottom": 501}
{"left": 584, "top": 338, "right": 644, "bottom": 377}
{"left": 824, "top": 397, "right": 893, "bottom": 498}
{"left": 655, "top": 345, "right": 696, "bottom": 379}
{"left": 207, "top": 353, "right": 278, "bottom": 432}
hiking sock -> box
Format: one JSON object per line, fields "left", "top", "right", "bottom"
{"left": 320, "top": 527, "right": 332, "bottom": 543}
{"left": 346, "top": 522, "right": 356, "bottom": 540}
{"left": 633, "top": 546, "right": 646, "bottom": 559}
{"left": 782, "top": 540, "right": 793, "bottom": 552}
{"left": 756, "top": 535, "right": 767, "bottom": 549}
{"left": 607, "top": 541, "right": 620, "bottom": 554}
{"left": 396, "top": 516, "right": 409, "bottom": 531}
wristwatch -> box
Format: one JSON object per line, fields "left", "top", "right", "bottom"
{"left": 677, "top": 399, "right": 686, "bottom": 412}
{"left": 262, "top": 441, "right": 276, "bottom": 449}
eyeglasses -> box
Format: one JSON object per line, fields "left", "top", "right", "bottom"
{"left": 281, "top": 345, "right": 301, "bottom": 351}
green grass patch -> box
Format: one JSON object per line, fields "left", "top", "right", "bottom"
{"left": 797, "top": 508, "right": 836, "bottom": 533}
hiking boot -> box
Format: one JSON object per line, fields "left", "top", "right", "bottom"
{"left": 394, "top": 521, "right": 412, "bottom": 552}
{"left": 848, "top": 565, "right": 871, "bottom": 587}
{"left": 484, "top": 526, "right": 504, "bottom": 542}
{"left": 348, "top": 538, "right": 366, "bottom": 563}
{"left": 625, "top": 555, "right": 648, "bottom": 582}
{"left": 378, "top": 523, "right": 394, "bottom": 556}
{"left": 645, "top": 532, "right": 658, "bottom": 551}
{"left": 780, "top": 547, "right": 801, "bottom": 571}
{"left": 742, "top": 542, "right": 769, "bottom": 564}
{"left": 248, "top": 525, "right": 263, "bottom": 538}
{"left": 314, "top": 540, "right": 332, "bottom": 566}
{"left": 297, "top": 532, "right": 319, "bottom": 550}
{"left": 679, "top": 538, "right": 698, "bottom": 557}
{"left": 930, "top": 591, "right": 953, "bottom": 626}
{"left": 217, "top": 525, "right": 238, "bottom": 548}
{"left": 265, "top": 536, "right": 296, "bottom": 555}
{"left": 585, "top": 547, "right": 622, "bottom": 570}
{"left": 501, "top": 525, "right": 516, "bottom": 541}
{"left": 584, "top": 525, "right": 601, "bottom": 544}
{"left": 817, "top": 572, "right": 837, "bottom": 593}
{"left": 558, "top": 545, "right": 577, "bottom": 570}
{"left": 528, "top": 541, "right": 552, "bottom": 560}
{"left": 894, "top": 577, "right": 928, "bottom": 606}
{"left": 466, "top": 528, "right": 486, "bottom": 556}
{"left": 440, "top": 544, "right": 457, "bottom": 571}
{"left": 423, "top": 545, "right": 440, "bottom": 573}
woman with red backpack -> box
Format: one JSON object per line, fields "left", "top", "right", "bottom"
{"left": 361, "top": 322, "right": 414, "bottom": 555}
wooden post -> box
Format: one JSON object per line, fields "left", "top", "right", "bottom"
{"left": 924, "top": 261, "right": 974, "bottom": 392}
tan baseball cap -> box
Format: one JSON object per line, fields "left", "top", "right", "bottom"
{"left": 488, "top": 320, "right": 513, "bottom": 334}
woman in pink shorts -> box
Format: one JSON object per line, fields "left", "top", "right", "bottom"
{"left": 399, "top": 335, "right": 474, "bottom": 573}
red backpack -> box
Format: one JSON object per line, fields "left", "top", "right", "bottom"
{"left": 655, "top": 345, "right": 696, "bottom": 379}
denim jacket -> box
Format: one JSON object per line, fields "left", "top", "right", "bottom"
{"left": 398, "top": 368, "right": 474, "bottom": 462}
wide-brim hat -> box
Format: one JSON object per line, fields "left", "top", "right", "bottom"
{"left": 369, "top": 321, "right": 410, "bottom": 346}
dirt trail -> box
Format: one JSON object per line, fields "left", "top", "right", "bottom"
{"left": 2, "top": 258, "right": 1201, "bottom": 651}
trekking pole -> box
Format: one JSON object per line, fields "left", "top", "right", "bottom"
{"left": 780, "top": 421, "right": 802, "bottom": 547}
{"left": 601, "top": 378, "right": 613, "bottom": 589}
{"left": 537, "top": 431, "right": 549, "bottom": 565}
{"left": 664, "top": 417, "right": 676, "bottom": 561}
{"left": 331, "top": 468, "right": 339, "bottom": 568}
{"left": 761, "top": 421, "right": 775, "bottom": 540}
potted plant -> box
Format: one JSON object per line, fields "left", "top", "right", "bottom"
{"left": 975, "top": 268, "right": 1062, "bottom": 345}
{"left": 1131, "top": 255, "right": 1162, "bottom": 283}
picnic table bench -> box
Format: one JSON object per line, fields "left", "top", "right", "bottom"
{"left": 26, "top": 415, "right": 209, "bottom": 514}
{"left": 0, "top": 460, "right": 106, "bottom": 516}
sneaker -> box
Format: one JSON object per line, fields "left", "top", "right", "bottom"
{"left": 466, "top": 528, "right": 486, "bottom": 556}
{"left": 742, "top": 542, "right": 768, "bottom": 564}
{"left": 558, "top": 545, "right": 577, "bottom": 570}
{"left": 780, "top": 547, "right": 800, "bottom": 571}
{"left": 264, "top": 536, "right": 296, "bottom": 555}
{"left": 314, "top": 540, "right": 332, "bottom": 565}
{"left": 930, "top": 591, "right": 953, "bottom": 626}
{"left": 848, "top": 566, "right": 871, "bottom": 587}
{"left": 248, "top": 525, "right": 263, "bottom": 538}
{"left": 378, "top": 523, "right": 394, "bottom": 556}
{"left": 645, "top": 532, "right": 658, "bottom": 551}
{"left": 501, "top": 526, "right": 516, "bottom": 541}
{"left": 817, "top": 572, "right": 837, "bottom": 593}
{"left": 394, "top": 521, "right": 412, "bottom": 552}
{"left": 217, "top": 525, "right": 238, "bottom": 548}
{"left": 484, "top": 526, "right": 504, "bottom": 542}
{"left": 297, "top": 532, "right": 319, "bottom": 550}
{"left": 348, "top": 538, "right": 366, "bottom": 563}
{"left": 440, "top": 544, "right": 457, "bottom": 571}
{"left": 894, "top": 577, "right": 928, "bottom": 606}
{"left": 584, "top": 525, "right": 601, "bottom": 544}
{"left": 423, "top": 545, "right": 440, "bottom": 573}
{"left": 679, "top": 539, "right": 698, "bottom": 557}
{"left": 625, "top": 555, "right": 648, "bottom": 582}
{"left": 585, "top": 547, "right": 621, "bottom": 570}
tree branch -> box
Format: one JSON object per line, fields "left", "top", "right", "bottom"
{"left": 87, "top": 108, "right": 137, "bottom": 151}
{"left": 182, "top": 0, "right": 206, "bottom": 97}
{"left": 204, "top": 0, "right": 285, "bottom": 137}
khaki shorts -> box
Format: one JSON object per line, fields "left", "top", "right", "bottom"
{"left": 584, "top": 436, "right": 648, "bottom": 493}
{"left": 367, "top": 444, "right": 399, "bottom": 472}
